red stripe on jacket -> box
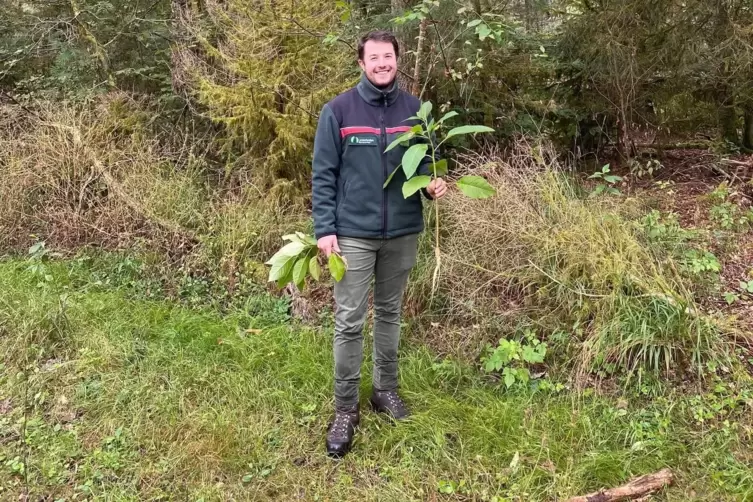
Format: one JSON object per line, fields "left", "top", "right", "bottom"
{"left": 340, "top": 125, "right": 413, "bottom": 138}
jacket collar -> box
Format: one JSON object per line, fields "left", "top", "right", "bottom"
{"left": 356, "top": 72, "right": 400, "bottom": 107}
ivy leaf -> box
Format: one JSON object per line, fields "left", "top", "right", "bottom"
{"left": 328, "top": 253, "right": 346, "bottom": 282}
{"left": 417, "top": 101, "right": 433, "bottom": 121}
{"left": 385, "top": 131, "right": 415, "bottom": 153}
{"left": 467, "top": 19, "right": 483, "bottom": 27}
{"left": 445, "top": 125, "right": 494, "bottom": 140}
{"left": 402, "top": 143, "right": 429, "bottom": 179}
{"left": 402, "top": 175, "right": 431, "bottom": 198}
{"left": 456, "top": 175, "right": 496, "bottom": 198}
{"left": 309, "top": 256, "right": 321, "bottom": 281}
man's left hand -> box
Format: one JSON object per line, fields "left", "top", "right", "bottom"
{"left": 426, "top": 178, "right": 448, "bottom": 199}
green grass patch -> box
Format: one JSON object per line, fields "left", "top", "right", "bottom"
{"left": 0, "top": 257, "right": 752, "bottom": 500}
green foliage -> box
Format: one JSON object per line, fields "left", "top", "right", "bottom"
{"left": 0, "top": 0, "right": 173, "bottom": 100}
{"left": 740, "top": 280, "right": 753, "bottom": 294}
{"left": 682, "top": 249, "right": 722, "bottom": 276}
{"left": 384, "top": 100, "right": 496, "bottom": 200}
{"left": 186, "top": 0, "right": 353, "bottom": 187}
{"left": 4, "top": 255, "right": 753, "bottom": 500}
{"left": 638, "top": 210, "right": 695, "bottom": 246}
{"left": 629, "top": 158, "right": 662, "bottom": 178}
{"left": 588, "top": 164, "right": 623, "bottom": 196}
{"left": 707, "top": 183, "right": 753, "bottom": 231}
{"left": 456, "top": 175, "right": 497, "bottom": 199}
{"left": 481, "top": 329, "right": 548, "bottom": 389}
{"left": 265, "top": 233, "right": 345, "bottom": 288}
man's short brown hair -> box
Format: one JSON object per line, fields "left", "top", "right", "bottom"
{"left": 357, "top": 30, "right": 400, "bottom": 60}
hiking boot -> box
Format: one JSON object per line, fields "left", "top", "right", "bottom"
{"left": 325, "top": 406, "right": 359, "bottom": 458}
{"left": 370, "top": 389, "right": 410, "bottom": 420}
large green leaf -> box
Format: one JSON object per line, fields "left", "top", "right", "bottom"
{"left": 297, "top": 232, "right": 318, "bottom": 246}
{"left": 385, "top": 131, "right": 415, "bottom": 153}
{"left": 402, "top": 175, "right": 431, "bottom": 198}
{"left": 282, "top": 232, "right": 317, "bottom": 247}
{"left": 293, "top": 256, "right": 309, "bottom": 288}
{"left": 383, "top": 165, "right": 401, "bottom": 188}
{"left": 401, "top": 143, "right": 428, "bottom": 179}
{"left": 456, "top": 175, "right": 496, "bottom": 199}
{"left": 276, "top": 261, "right": 296, "bottom": 287}
{"left": 417, "top": 101, "right": 433, "bottom": 121}
{"left": 477, "top": 23, "right": 492, "bottom": 41}
{"left": 328, "top": 253, "right": 346, "bottom": 282}
{"left": 437, "top": 111, "right": 458, "bottom": 125}
{"left": 445, "top": 125, "right": 494, "bottom": 141}
{"left": 265, "top": 240, "right": 306, "bottom": 265}
{"left": 433, "top": 158, "right": 448, "bottom": 177}
{"left": 309, "top": 256, "right": 321, "bottom": 281}
{"left": 269, "top": 254, "right": 297, "bottom": 283}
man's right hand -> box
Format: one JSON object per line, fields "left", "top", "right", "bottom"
{"left": 317, "top": 235, "right": 341, "bottom": 257}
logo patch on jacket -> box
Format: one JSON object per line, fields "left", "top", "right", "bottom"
{"left": 348, "top": 135, "right": 378, "bottom": 146}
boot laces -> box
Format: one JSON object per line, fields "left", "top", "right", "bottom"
{"left": 382, "top": 391, "right": 406, "bottom": 413}
{"left": 330, "top": 411, "right": 355, "bottom": 438}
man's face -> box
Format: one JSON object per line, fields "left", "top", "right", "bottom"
{"left": 358, "top": 40, "right": 398, "bottom": 87}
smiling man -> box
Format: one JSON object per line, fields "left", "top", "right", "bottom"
{"left": 312, "top": 30, "right": 447, "bottom": 457}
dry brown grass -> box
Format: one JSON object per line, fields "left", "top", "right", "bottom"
{"left": 0, "top": 94, "right": 193, "bottom": 252}
{"left": 0, "top": 94, "right": 308, "bottom": 271}
{"left": 409, "top": 140, "right": 735, "bottom": 379}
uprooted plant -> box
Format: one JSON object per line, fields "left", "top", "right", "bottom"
{"left": 383, "top": 101, "right": 496, "bottom": 294}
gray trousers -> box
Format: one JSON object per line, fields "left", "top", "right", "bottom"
{"left": 333, "top": 234, "right": 418, "bottom": 410}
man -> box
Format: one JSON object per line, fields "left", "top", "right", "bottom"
{"left": 312, "top": 30, "right": 447, "bottom": 458}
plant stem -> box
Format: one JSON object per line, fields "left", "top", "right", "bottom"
{"left": 429, "top": 135, "right": 441, "bottom": 298}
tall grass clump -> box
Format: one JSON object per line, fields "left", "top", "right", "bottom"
{"left": 0, "top": 94, "right": 309, "bottom": 288}
{"left": 0, "top": 95, "right": 204, "bottom": 251}
{"left": 411, "top": 141, "right": 734, "bottom": 382}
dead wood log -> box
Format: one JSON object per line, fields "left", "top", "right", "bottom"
{"left": 566, "top": 468, "right": 674, "bottom": 502}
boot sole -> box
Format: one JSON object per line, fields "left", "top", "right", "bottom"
{"left": 326, "top": 444, "right": 351, "bottom": 458}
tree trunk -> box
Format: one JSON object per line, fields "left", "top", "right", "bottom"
{"left": 719, "top": 99, "right": 739, "bottom": 146}
{"left": 743, "top": 104, "right": 753, "bottom": 151}
{"left": 410, "top": 19, "right": 427, "bottom": 97}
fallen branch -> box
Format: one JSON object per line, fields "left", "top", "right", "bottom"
{"left": 566, "top": 468, "right": 674, "bottom": 502}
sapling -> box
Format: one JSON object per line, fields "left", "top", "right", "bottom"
{"left": 383, "top": 101, "right": 496, "bottom": 293}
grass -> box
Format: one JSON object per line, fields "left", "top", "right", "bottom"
{"left": 1, "top": 256, "right": 753, "bottom": 500}
{"left": 412, "top": 144, "right": 739, "bottom": 380}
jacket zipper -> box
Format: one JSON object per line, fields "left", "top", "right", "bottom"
{"left": 380, "top": 94, "right": 387, "bottom": 239}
